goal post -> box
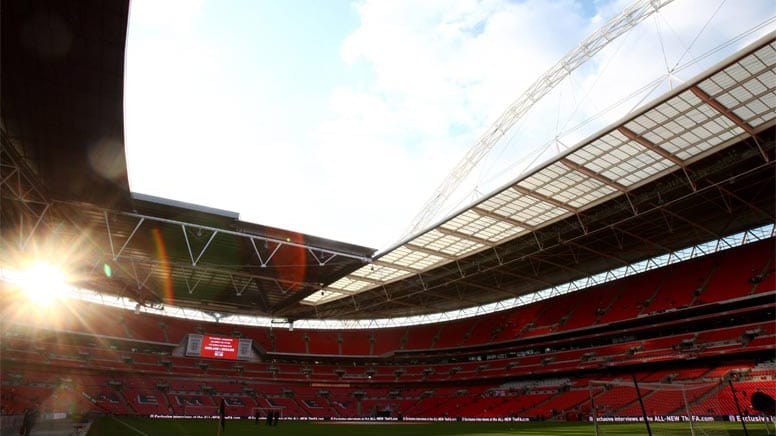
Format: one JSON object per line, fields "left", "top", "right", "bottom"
{"left": 587, "top": 379, "right": 729, "bottom": 436}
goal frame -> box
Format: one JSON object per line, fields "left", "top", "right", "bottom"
{"left": 588, "top": 379, "right": 722, "bottom": 436}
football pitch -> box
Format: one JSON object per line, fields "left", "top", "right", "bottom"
{"left": 86, "top": 417, "right": 771, "bottom": 436}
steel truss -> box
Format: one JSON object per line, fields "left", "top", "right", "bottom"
{"left": 1, "top": 133, "right": 371, "bottom": 314}
{"left": 0, "top": 131, "right": 52, "bottom": 253}
{"left": 101, "top": 210, "right": 366, "bottom": 268}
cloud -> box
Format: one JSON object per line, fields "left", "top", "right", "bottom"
{"left": 340, "top": 0, "right": 594, "bottom": 132}
{"left": 306, "top": 0, "right": 601, "bottom": 247}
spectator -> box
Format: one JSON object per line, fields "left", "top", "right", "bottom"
{"left": 20, "top": 407, "right": 38, "bottom": 436}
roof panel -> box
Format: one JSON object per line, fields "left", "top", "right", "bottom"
{"left": 626, "top": 85, "right": 748, "bottom": 164}
{"left": 379, "top": 245, "right": 445, "bottom": 272}
{"left": 442, "top": 212, "right": 515, "bottom": 243}
{"left": 328, "top": 275, "right": 372, "bottom": 293}
{"left": 699, "top": 41, "right": 776, "bottom": 128}
{"left": 474, "top": 221, "right": 524, "bottom": 242}
{"left": 479, "top": 191, "right": 525, "bottom": 219}
{"left": 414, "top": 228, "right": 446, "bottom": 246}
{"left": 414, "top": 228, "right": 484, "bottom": 257}
{"left": 449, "top": 211, "right": 497, "bottom": 232}
{"left": 354, "top": 263, "right": 408, "bottom": 282}
{"left": 567, "top": 128, "right": 673, "bottom": 189}
{"left": 743, "top": 77, "right": 767, "bottom": 95}
{"left": 534, "top": 162, "right": 577, "bottom": 197}
{"left": 519, "top": 174, "right": 548, "bottom": 190}
{"left": 740, "top": 53, "right": 767, "bottom": 75}
{"left": 754, "top": 43, "right": 776, "bottom": 65}
{"left": 444, "top": 209, "right": 484, "bottom": 231}
{"left": 515, "top": 200, "right": 568, "bottom": 226}
{"left": 392, "top": 249, "right": 443, "bottom": 269}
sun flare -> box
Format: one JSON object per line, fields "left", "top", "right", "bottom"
{"left": 16, "top": 260, "right": 69, "bottom": 305}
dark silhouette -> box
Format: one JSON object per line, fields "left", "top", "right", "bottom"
{"left": 20, "top": 408, "right": 38, "bottom": 436}
{"left": 752, "top": 391, "right": 776, "bottom": 415}
{"left": 218, "top": 399, "right": 225, "bottom": 434}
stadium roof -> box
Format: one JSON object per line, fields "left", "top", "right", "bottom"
{"left": 1, "top": 0, "right": 132, "bottom": 211}
{"left": 0, "top": 0, "right": 374, "bottom": 316}
{"left": 1, "top": 2, "right": 773, "bottom": 321}
{"left": 299, "top": 34, "right": 775, "bottom": 318}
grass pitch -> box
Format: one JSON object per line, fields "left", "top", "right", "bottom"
{"left": 86, "top": 417, "right": 772, "bottom": 436}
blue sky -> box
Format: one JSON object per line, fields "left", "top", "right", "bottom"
{"left": 125, "top": 0, "right": 775, "bottom": 249}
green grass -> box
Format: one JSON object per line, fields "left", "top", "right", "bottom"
{"left": 85, "top": 417, "right": 773, "bottom": 436}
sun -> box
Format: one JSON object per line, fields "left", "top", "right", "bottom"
{"left": 15, "top": 260, "right": 70, "bottom": 305}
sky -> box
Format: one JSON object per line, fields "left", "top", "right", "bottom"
{"left": 124, "top": 0, "right": 776, "bottom": 250}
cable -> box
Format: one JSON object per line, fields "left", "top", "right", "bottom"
{"left": 670, "top": 0, "right": 727, "bottom": 72}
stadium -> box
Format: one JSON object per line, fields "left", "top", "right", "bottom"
{"left": 1, "top": 1, "right": 775, "bottom": 435}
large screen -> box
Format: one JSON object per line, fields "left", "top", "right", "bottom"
{"left": 186, "top": 334, "right": 252, "bottom": 360}
{"left": 201, "top": 335, "right": 237, "bottom": 360}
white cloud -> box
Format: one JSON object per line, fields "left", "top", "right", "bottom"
{"left": 311, "top": 0, "right": 601, "bottom": 247}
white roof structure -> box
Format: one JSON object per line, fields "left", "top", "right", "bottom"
{"left": 304, "top": 35, "right": 776, "bottom": 306}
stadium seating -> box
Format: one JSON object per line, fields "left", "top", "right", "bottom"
{"left": 2, "top": 239, "right": 774, "bottom": 421}
{"left": 699, "top": 241, "right": 774, "bottom": 304}
{"left": 340, "top": 330, "right": 371, "bottom": 355}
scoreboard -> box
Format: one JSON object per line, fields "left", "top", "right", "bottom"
{"left": 201, "top": 336, "right": 237, "bottom": 359}
{"left": 185, "top": 334, "right": 252, "bottom": 360}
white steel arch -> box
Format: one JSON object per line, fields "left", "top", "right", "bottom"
{"left": 404, "top": 0, "right": 676, "bottom": 238}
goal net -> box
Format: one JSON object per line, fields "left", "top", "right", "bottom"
{"left": 588, "top": 379, "right": 730, "bottom": 436}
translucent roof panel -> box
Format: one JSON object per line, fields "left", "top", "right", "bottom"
{"left": 301, "top": 288, "right": 352, "bottom": 305}
{"left": 626, "top": 90, "right": 744, "bottom": 162}
{"left": 566, "top": 131, "right": 672, "bottom": 189}
{"left": 412, "top": 228, "right": 484, "bottom": 257}
{"left": 380, "top": 245, "right": 445, "bottom": 270}
{"left": 353, "top": 263, "right": 409, "bottom": 282}
{"left": 698, "top": 42, "right": 776, "bottom": 128}
{"left": 506, "top": 189, "right": 569, "bottom": 226}
{"left": 478, "top": 188, "right": 527, "bottom": 220}
{"left": 441, "top": 209, "right": 524, "bottom": 243}
{"left": 530, "top": 161, "right": 617, "bottom": 206}
{"left": 328, "top": 276, "right": 373, "bottom": 293}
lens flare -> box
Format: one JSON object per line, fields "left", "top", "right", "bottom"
{"left": 151, "top": 227, "right": 174, "bottom": 303}
{"left": 16, "top": 260, "right": 69, "bottom": 305}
